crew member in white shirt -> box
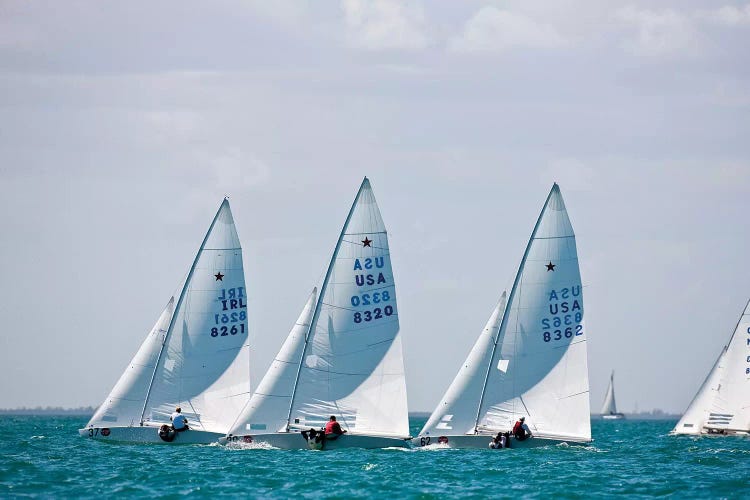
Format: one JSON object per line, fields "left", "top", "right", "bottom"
{"left": 170, "top": 406, "right": 189, "bottom": 432}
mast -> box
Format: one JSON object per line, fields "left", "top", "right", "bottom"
{"left": 139, "top": 199, "right": 230, "bottom": 425}
{"left": 472, "top": 184, "right": 558, "bottom": 432}
{"left": 284, "top": 178, "right": 370, "bottom": 430}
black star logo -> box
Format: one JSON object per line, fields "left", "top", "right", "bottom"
{"left": 214, "top": 272, "right": 224, "bottom": 281}
{"left": 362, "top": 237, "right": 372, "bottom": 247}
{"left": 546, "top": 262, "right": 556, "bottom": 272}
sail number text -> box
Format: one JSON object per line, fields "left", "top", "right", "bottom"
{"left": 351, "top": 257, "right": 395, "bottom": 324}
{"left": 211, "top": 287, "right": 247, "bottom": 338}
{"left": 541, "top": 286, "right": 583, "bottom": 343}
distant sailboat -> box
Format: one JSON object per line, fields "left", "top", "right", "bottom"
{"left": 415, "top": 184, "right": 591, "bottom": 448}
{"left": 224, "top": 177, "right": 410, "bottom": 449}
{"left": 80, "top": 200, "right": 251, "bottom": 443}
{"left": 672, "top": 299, "right": 750, "bottom": 436}
{"left": 600, "top": 371, "right": 625, "bottom": 419}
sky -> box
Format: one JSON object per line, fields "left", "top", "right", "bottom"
{"left": 1, "top": 0, "right": 749, "bottom": 414}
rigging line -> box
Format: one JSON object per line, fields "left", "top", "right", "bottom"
{"left": 472, "top": 185, "right": 557, "bottom": 433}
{"left": 139, "top": 200, "right": 230, "bottom": 426}
{"left": 284, "top": 179, "right": 369, "bottom": 431}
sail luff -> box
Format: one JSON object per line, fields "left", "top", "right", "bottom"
{"left": 284, "top": 178, "right": 370, "bottom": 429}
{"left": 139, "top": 198, "right": 232, "bottom": 424}
{"left": 472, "top": 184, "right": 559, "bottom": 431}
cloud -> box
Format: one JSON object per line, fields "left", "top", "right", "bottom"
{"left": 616, "top": 3, "right": 750, "bottom": 58}
{"left": 616, "top": 6, "right": 700, "bottom": 57}
{"left": 341, "top": 0, "right": 430, "bottom": 50}
{"left": 448, "top": 6, "right": 566, "bottom": 54}
{"left": 704, "top": 4, "right": 750, "bottom": 26}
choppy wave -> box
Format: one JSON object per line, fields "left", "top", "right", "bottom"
{"left": 1, "top": 416, "right": 750, "bottom": 498}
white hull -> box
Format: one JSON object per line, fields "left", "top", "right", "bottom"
{"left": 601, "top": 413, "right": 625, "bottom": 420}
{"left": 222, "top": 432, "right": 409, "bottom": 450}
{"left": 78, "top": 425, "right": 223, "bottom": 444}
{"left": 412, "top": 433, "right": 591, "bottom": 449}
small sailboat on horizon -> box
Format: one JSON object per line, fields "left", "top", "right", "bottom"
{"left": 414, "top": 183, "right": 591, "bottom": 449}
{"left": 672, "top": 299, "right": 750, "bottom": 436}
{"left": 224, "top": 177, "right": 410, "bottom": 449}
{"left": 600, "top": 371, "right": 625, "bottom": 420}
{"left": 80, "top": 199, "right": 251, "bottom": 444}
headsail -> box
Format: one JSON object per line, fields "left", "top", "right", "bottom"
{"left": 600, "top": 371, "right": 618, "bottom": 415}
{"left": 228, "top": 288, "right": 317, "bottom": 435}
{"left": 420, "top": 293, "right": 507, "bottom": 436}
{"left": 288, "top": 178, "right": 408, "bottom": 437}
{"left": 86, "top": 298, "right": 174, "bottom": 428}
{"left": 673, "top": 299, "right": 750, "bottom": 435}
{"left": 421, "top": 183, "right": 590, "bottom": 442}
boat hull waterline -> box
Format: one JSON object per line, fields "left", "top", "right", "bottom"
{"left": 222, "top": 432, "right": 409, "bottom": 450}
{"left": 412, "top": 434, "right": 591, "bottom": 449}
{"left": 78, "top": 426, "right": 224, "bottom": 444}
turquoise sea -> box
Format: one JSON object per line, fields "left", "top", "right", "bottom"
{"left": 1, "top": 416, "right": 749, "bottom": 498}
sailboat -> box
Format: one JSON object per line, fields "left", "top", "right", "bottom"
{"left": 672, "top": 299, "right": 750, "bottom": 436}
{"left": 415, "top": 183, "right": 591, "bottom": 448}
{"left": 80, "top": 199, "right": 251, "bottom": 444}
{"left": 600, "top": 371, "right": 625, "bottom": 419}
{"left": 224, "top": 177, "right": 410, "bottom": 449}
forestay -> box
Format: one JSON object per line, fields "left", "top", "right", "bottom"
{"left": 673, "top": 299, "right": 750, "bottom": 435}
{"left": 289, "top": 178, "right": 408, "bottom": 437}
{"left": 86, "top": 199, "right": 251, "bottom": 434}
{"left": 421, "top": 183, "right": 590, "bottom": 442}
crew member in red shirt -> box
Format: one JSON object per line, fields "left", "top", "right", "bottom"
{"left": 512, "top": 416, "right": 532, "bottom": 441}
{"left": 324, "top": 415, "right": 347, "bottom": 439}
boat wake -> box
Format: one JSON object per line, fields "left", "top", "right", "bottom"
{"left": 225, "top": 441, "right": 279, "bottom": 451}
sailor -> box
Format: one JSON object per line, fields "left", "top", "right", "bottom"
{"left": 324, "top": 415, "right": 347, "bottom": 440}
{"left": 489, "top": 432, "right": 507, "bottom": 449}
{"left": 170, "top": 406, "right": 189, "bottom": 432}
{"left": 512, "top": 416, "right": 531, "bottom": 441}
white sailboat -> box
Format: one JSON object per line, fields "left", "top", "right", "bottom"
{"left": 672, "top": 299, "right": 750, "bottom": 436}
{"left": 415, "top": 183, "right": 591, "bottom": 448}
{"left": 224, "top": 177, "right": 410, "bottom": 449}
{"left": 600, "top": 371, "right": 625, "bottom": 419}
{"left": 80, "top": 199, "right": 251, "bottom": 444}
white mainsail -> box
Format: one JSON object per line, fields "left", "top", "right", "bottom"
{"left": 420, "top": 183, "right": 591, "bottom": 443}
{"left": 85, "top": 199, "right": 251, "bottom": 435}
{"left": 673, "top": 299, "right": 750, "bottom": 435}
{"left": 229, "top": 177, "right": 409, "bottom": 440}
{"left": 600, "top": 371, "right": 618, "bottom": 415}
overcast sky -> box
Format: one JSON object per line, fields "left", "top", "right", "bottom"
{"left": 1, "top": 0, "right": 749, "bottom": 414}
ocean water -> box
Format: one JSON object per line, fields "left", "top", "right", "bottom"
{"left": 1, "top": 416, "right": 749, "bottom": 498}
